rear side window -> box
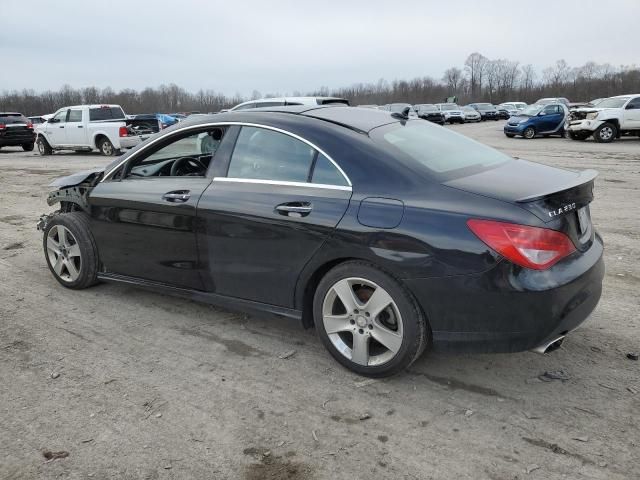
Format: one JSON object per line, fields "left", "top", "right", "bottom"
{"left": 228, "top": 126, "right": 315, "bottom": 183}
{"left": 626, "top": 97, "right": 640, "bottom": 109}
{"left": 311, "top": 153, "right": 349, "bottom": 186}
{"left": 68, "top": 110, "right": 82, "bottom": 122}
{"left": 372, "top": 121, "right": 509, "bottom": 178}
{"left": 89, "top": 107, "right": 125, "bottom": 121}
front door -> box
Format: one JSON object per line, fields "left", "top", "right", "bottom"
{"left": 197, "top": 125, "right": 352, "bottom": 307}
{"left": 64, "top": 108, "right": 86, "bottom": 146}
{"left": 623, "top": 96, "right": 640, "bottom": 129}
{"left": 539, "top": 104, "right": 563, "bottom": 132}
{"left": 44, "top": 109, "right": 69, "bottom": 145}
{"left": 89, "top": 126, "right": 228, "bottom": 289}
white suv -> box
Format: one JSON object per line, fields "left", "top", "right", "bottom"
{"left": 230, "top": 97, "right": 349, "bottom": 111}
{"left": 566, "top": 94, "right": 640, "bottom": 143}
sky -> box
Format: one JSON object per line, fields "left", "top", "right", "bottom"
{"left": 1, "top": 0, "right": 638, "bottom": 96}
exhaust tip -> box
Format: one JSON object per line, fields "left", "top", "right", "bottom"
{"left": 531, "top": 335, "right": 565, "bottom": 354}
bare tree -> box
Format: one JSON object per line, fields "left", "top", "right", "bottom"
{"left": 442, "top": 67, "right": 463, "bottom": 94}
{"left": 464, "top": 52, "right": 488, "bottom": 98}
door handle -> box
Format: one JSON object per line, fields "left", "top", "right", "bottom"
{"left": 59, "top": 126, "right": 64, "bottom": 128}
{"left": 275, "top": 202, "right": 312, "bottom": 217}
{"left": 77, "top": 126, "right": 83, "bottom": 128}
{"left": 162, "top": 190, "right": 190, "bottom": 203}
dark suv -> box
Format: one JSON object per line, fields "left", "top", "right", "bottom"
{"left": 467, "top": 103, "right": 499, "bottom": 121}
{"left": 0, "top": 113, "right": 35, "bottom": 151}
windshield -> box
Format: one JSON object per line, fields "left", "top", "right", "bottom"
{"left": 389, "top": 103, "right": 412, "bottom": 113}
{"left": 595, "top": 97, "right": 630, "bottom": 109}
{"left": 417, "top": 105, "right": 437, "bottom": 112}
{"left": 475, "top": 104, "right": 494, "bottom": 110}
{"left": 438, "top": 103, "right": 459, "bottom": 111}
{"left": 462, "top": 107, "right": 476, "bottom": 112}
{"left": 372, "top": 121, "right": 510, "bottom": 179}
{"left": 520, "top": 105, "right": 543, "bottom": 116}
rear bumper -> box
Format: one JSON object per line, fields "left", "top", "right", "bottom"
{"left": 0, "top": 132, "right": 35, "bottom": 146}
{"left": 404, "top": 233, "right": 605, "bottom": 353}
{"left": 118, "top": 135, "right": 150, "bottom": 149}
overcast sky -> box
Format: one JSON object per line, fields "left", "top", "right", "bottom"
{"left": 1, "top": 0, "right": 637, "bottom": 96}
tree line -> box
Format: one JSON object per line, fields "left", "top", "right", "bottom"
{"left": 1, "top": 53, "right": 639, "bottom": 116}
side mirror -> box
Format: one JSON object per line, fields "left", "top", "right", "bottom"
{"left": 49, "top": 118, "right": 58, "bottom": 123}
{"left": 538, "top": 111, "right": 547, "bottom": 116}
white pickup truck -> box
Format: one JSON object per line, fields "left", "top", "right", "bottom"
{"left": 35, "top": 104, "right": 160, "bottom": 156}
{"left": 566, "top": 94, "right": 640, "bottom": 143}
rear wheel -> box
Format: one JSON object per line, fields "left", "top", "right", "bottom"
{"left": 43, "top": 212, "right": 99, "bottom": 289}
{"left": 594, "top": 123, "right": 616, "bottom": 143}
{"left": 523, "top": 127, "right": 536, "bottom": 139}
{"left": 37, "top": 136, "right": 52, "bottom": 155}
{"left": 313, "top": 261, "right": 429, "bottom": 377}
{"left": 98, "top": 137, "right": 117, "bottom": 156}
{"left": 22, "top": 143, "right": 34, "bottom": 151}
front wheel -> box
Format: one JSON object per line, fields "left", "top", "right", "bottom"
{"left": 313, "top": 261, "right": 429, "bottom": 377}
{"left": 523, "top": 127, "right": 536, "bottom": 139}
{"left": 594, "top": 123, "right": 616, "bottom": 143}
{"left": 43, "top": 212, "right": 99, "bottom": 289}
{"left": 37, "top": 136, "right": 52, "bottom": 155}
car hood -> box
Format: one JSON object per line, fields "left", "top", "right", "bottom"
{"left": 49, "top": 167, "right": 106, "bottom": 188}
{"left": 507, "top": 115, "right": 529, "bottom": 123}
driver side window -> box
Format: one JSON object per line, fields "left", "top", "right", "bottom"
{"left": 125, "top": 127, "right": 225, "bottom": 178}
{"left": 51, "top": 110, "right": 68, "bottom": 123}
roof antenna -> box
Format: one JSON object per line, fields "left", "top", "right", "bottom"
{"left": 391, "top": 106, "right": 411, "bottom": 120}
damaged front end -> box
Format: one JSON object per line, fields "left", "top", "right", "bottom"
{"left": 37, "top": 168, "right": 104, "bottom": 232}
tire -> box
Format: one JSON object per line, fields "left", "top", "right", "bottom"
{"left": 523, "top": 127, "right": 536, "bottom": 139}
{"left": 37, "top": 136, "right": 52, "bottom": 155}
{"left": 43, "top": 212, "right": 99, "bottom": 290}
{"left": 505, "top": 133, "right": 515, "bottom": 138}
{"left": 97, "top": 137, "right": 117, "bottom": 156}
{"left": 313, "top": 261, "right": 429, "bottom": 377}
{"left": 22, "top": 143, "right": 34, "bottom": 152}
{"left": 594, "top": 123, "right": 616, "bottom": 143}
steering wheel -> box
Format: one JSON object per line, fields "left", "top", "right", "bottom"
{"left": 170, "top": 157, "right": 206, "bottom": 176}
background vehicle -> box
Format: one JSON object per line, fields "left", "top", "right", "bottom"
{"left": 413, "top": 104, "right": 445, "bottom": 124}
{"left": 467, "top": 103, "right": 499, "bottom": 120}
{"left": 501, "top": 102, "right": 527, "bottom": 111}
{"left": 357, "top": 105, "right": 379, "bottom": 109}
{"left": 35, "top": 105, "right": 160, "bottom": 156}
{"left": 498, "top": 103, "right": 519, "bottom": 117}
{"left": 0, "top": 112, "right": 35, "bottom": 151}
{"left": 494, "top": 105, "right": 511, "bottom": 119}
{"left": 38, "top": 106, "right": 603, "bottom": 377}
{"left": 231, "top": 96, "right": 349, "bottom": 111}
{"left": 169, "top": 113, "right": 188, "bottom": 121}
{"left": 504, "top": 103, "right": 568, "bottom": 139}
{"left": 566, "top": 94, "right": 640, "bottom": 142}
{"left": 461, "top": 106, "right": 481, "bottom": 122}
{"left": 435, "top": 103, "right": 464, "bottom": 123}
{"left": 536, "top": 97, "right": 570, "bottom": 106}
{"left": 132, "top": 113, "right": 177, "bottom": 130}
{"left": 386, "top": 103, "right": 418, "bottom": 117}
{"left": 28, "top": 115, "right": 49, "bottom": 125}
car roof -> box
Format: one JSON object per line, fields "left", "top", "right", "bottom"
{"left": 180, "top": 105, "right": 400, "bottom": 134}
{"left": 232, "top": 96, "right": 348, "bottom": 110}
{"left": 0, "top": 112, "right": 23, "bottom": 116}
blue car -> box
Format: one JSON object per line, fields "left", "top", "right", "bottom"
{"left": 504, "top": 103, "right": 568, "bottom": 139}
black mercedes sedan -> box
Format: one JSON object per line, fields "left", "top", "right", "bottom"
{"left": 38, "top": 106, "right": 604, "bottom": 377}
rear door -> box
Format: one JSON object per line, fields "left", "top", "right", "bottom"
{"left": 64, "top": 108, "right": 87, "bottom": 146}
{"left": 197, "top": 125, "right": 352, "bottom": 307}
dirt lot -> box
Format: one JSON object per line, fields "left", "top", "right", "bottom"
{"left": 1, "top": 123, "right": 638, "bottom": 480}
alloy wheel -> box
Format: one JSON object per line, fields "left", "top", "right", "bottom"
{"left": 46, "top": 225, "right": 82, "bottom": 282}
{"left": 101, "top": 141, "right": 113, "bottom": 156}
{"left": 322, "top": 277, "right": 403, "bottom": 367}
{"left": 599, "top": 126, "right": 613, "bottom": 141}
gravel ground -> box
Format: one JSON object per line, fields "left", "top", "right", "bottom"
{"left": 0, "top": 122, "right": 638, "bottom": 480}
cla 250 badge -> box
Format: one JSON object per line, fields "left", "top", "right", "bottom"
{"left": 548, "top": 203, "right": 576, "bottom": 218}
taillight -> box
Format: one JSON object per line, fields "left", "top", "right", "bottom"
{"left": 26, "top": 122, "right": 33, "bottom": 129}
{"left": 119, "top": 126, "right": 128, "bottom": 137}
{"left": 467, "top": 219, "right": 576, "bottom": 270}
{"left": 0, "top": 123, "right": 5, "bottom": 130}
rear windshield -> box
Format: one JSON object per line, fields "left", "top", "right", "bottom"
{"left": 475, "top": 104, "right": 494, "bottom": 110}
{"left": 0, "top": 113, "right": 27, "bottom": 123}
{"left": 371, "top": 121, "right": 510, "bottom": 179}
{"left": 89, "top": 106, "right": 125, "bottom": 121}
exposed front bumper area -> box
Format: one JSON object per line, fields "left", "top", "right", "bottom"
{"left": 404, "top": 233, "right": 605, "bottom": 353}
{"left": 568, "top": 119, "right": 603, "bottom": 133}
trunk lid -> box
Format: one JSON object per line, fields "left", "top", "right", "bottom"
{"left": 444, "top": 159, "right": 597, "bottom": 250}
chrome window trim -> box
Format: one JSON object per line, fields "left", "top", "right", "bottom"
{"left": 101, "top": 121, "right": 352, "bottom": 187}
{"left": 213, "top": 177, "right": 352, "bottom": 191}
